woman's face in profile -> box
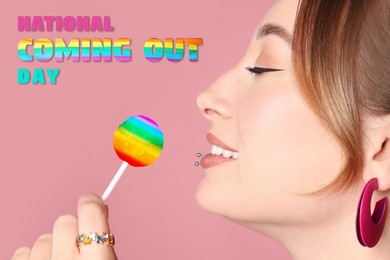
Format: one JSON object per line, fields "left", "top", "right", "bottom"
{"left": 196, "top": 0, "right": 349, "bottom": 228}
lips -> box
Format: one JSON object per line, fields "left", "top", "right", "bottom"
{"left": 200, "top": 133, "right": 238, "bottom": 169}
{"left": 206, "top": 133, "right": 238, "bottom": 152}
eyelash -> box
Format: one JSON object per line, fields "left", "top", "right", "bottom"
{"left": 245, "top": 66, "right": 283, "bottom": 75}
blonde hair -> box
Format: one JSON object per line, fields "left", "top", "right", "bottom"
{"left": 292, "top": 0, "right": 390, "bottom": 193}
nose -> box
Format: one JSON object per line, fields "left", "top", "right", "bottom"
{"left": 196, "top": 69, "right": 237, "bottom": 122}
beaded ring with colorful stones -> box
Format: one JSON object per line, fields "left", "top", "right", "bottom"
{"left": 76, "top": 232, "right": 115, "bottom": 252}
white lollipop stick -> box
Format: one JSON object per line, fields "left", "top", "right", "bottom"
{"left": 102, "top": 161, "right": 129, "bottom": 201}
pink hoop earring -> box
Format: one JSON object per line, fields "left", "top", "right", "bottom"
{"left": 356, "top": 178, "right": 388, "bottom": 247}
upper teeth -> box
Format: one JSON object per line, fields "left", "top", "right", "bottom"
{"left": 211, "top": 145, "right": 239, "bottom": 159}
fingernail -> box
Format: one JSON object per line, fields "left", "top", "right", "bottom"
{"left": 38, "top": 233, "right": 52, "bottom": 240}
{"left": 12, "top": 247, "right": 30, "bottom": 256}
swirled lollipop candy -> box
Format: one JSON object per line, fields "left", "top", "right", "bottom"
{"left": 102, "top": 115, "right": 164, "bottom": 201}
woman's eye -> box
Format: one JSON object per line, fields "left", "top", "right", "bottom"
{"left": 245, "top": 66, "right": 283, "bottom": 75}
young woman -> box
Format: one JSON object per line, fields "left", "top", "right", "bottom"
{"left": 12, "top": 0, "right": 390, "bottom": 259}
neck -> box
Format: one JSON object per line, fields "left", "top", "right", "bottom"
{"left": 280, "top": 209, "right": 390, "bottom": 260}
{"left": 239, "top": 189, "right": 390, "bottom": 260}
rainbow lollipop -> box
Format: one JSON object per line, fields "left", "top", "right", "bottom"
{"left": 102, "top": 115, "right": 164, "bottom": 201}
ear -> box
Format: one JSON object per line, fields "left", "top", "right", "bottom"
{"left": 362, "top": 137, "right": 390, "bottom": 191}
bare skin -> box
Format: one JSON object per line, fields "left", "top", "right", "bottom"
{"left": 12, "top": 194, "right": 117, "bottom": 260}
{"left": 12, "top": 1, "right": 390, "bottom": 259}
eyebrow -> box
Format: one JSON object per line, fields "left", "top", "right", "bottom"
{"left": 257, "top": 23, "right": 292, "bottom": 46}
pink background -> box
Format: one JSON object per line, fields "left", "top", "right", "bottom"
{"left": 2, "top": 0, "right": 292, "bottom": 259}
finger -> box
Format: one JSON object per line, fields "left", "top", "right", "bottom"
{"left": 51, "top": 215, "right": 79, "bottom": 259}
{"left": 77, "top": 193, "right": 116, "bottom": 258}
{"left": 11, "top": 247, "right": 31, "bottom": 260}
{"left": 78, "top": 193, "right": 109, "bottom": 233}
{"left": 29, "top": 233, "right": 52, "bottom": 260}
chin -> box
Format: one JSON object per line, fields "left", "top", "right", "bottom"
{"left": 194, "top": 161, "right": 236, "bottom": 213}
{"left": 195, "top": 178, "right": 267, "bottom": 234}
{"left": 195, "top": 169, "right": 284, "bottom": 232}
{"left": 195, "top": 177, "right": 222, "bottom": 215}
{"left": 194, "top": 168, "right": 254, "bottom": 223}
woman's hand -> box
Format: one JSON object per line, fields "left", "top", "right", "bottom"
{"left": 12, "top": 193, "right": 118, "bottom": 260}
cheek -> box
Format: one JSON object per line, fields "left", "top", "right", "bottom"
{"left": 237, "top": 78, "right": 344, "bottom": 194}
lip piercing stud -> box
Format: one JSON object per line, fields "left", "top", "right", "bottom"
{"left": 195, "top": 152, "right": 204, "bottom": 167}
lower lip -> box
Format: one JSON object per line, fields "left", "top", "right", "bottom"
{"left": 200, "top": 154, "right": 236, "bottom": 169}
